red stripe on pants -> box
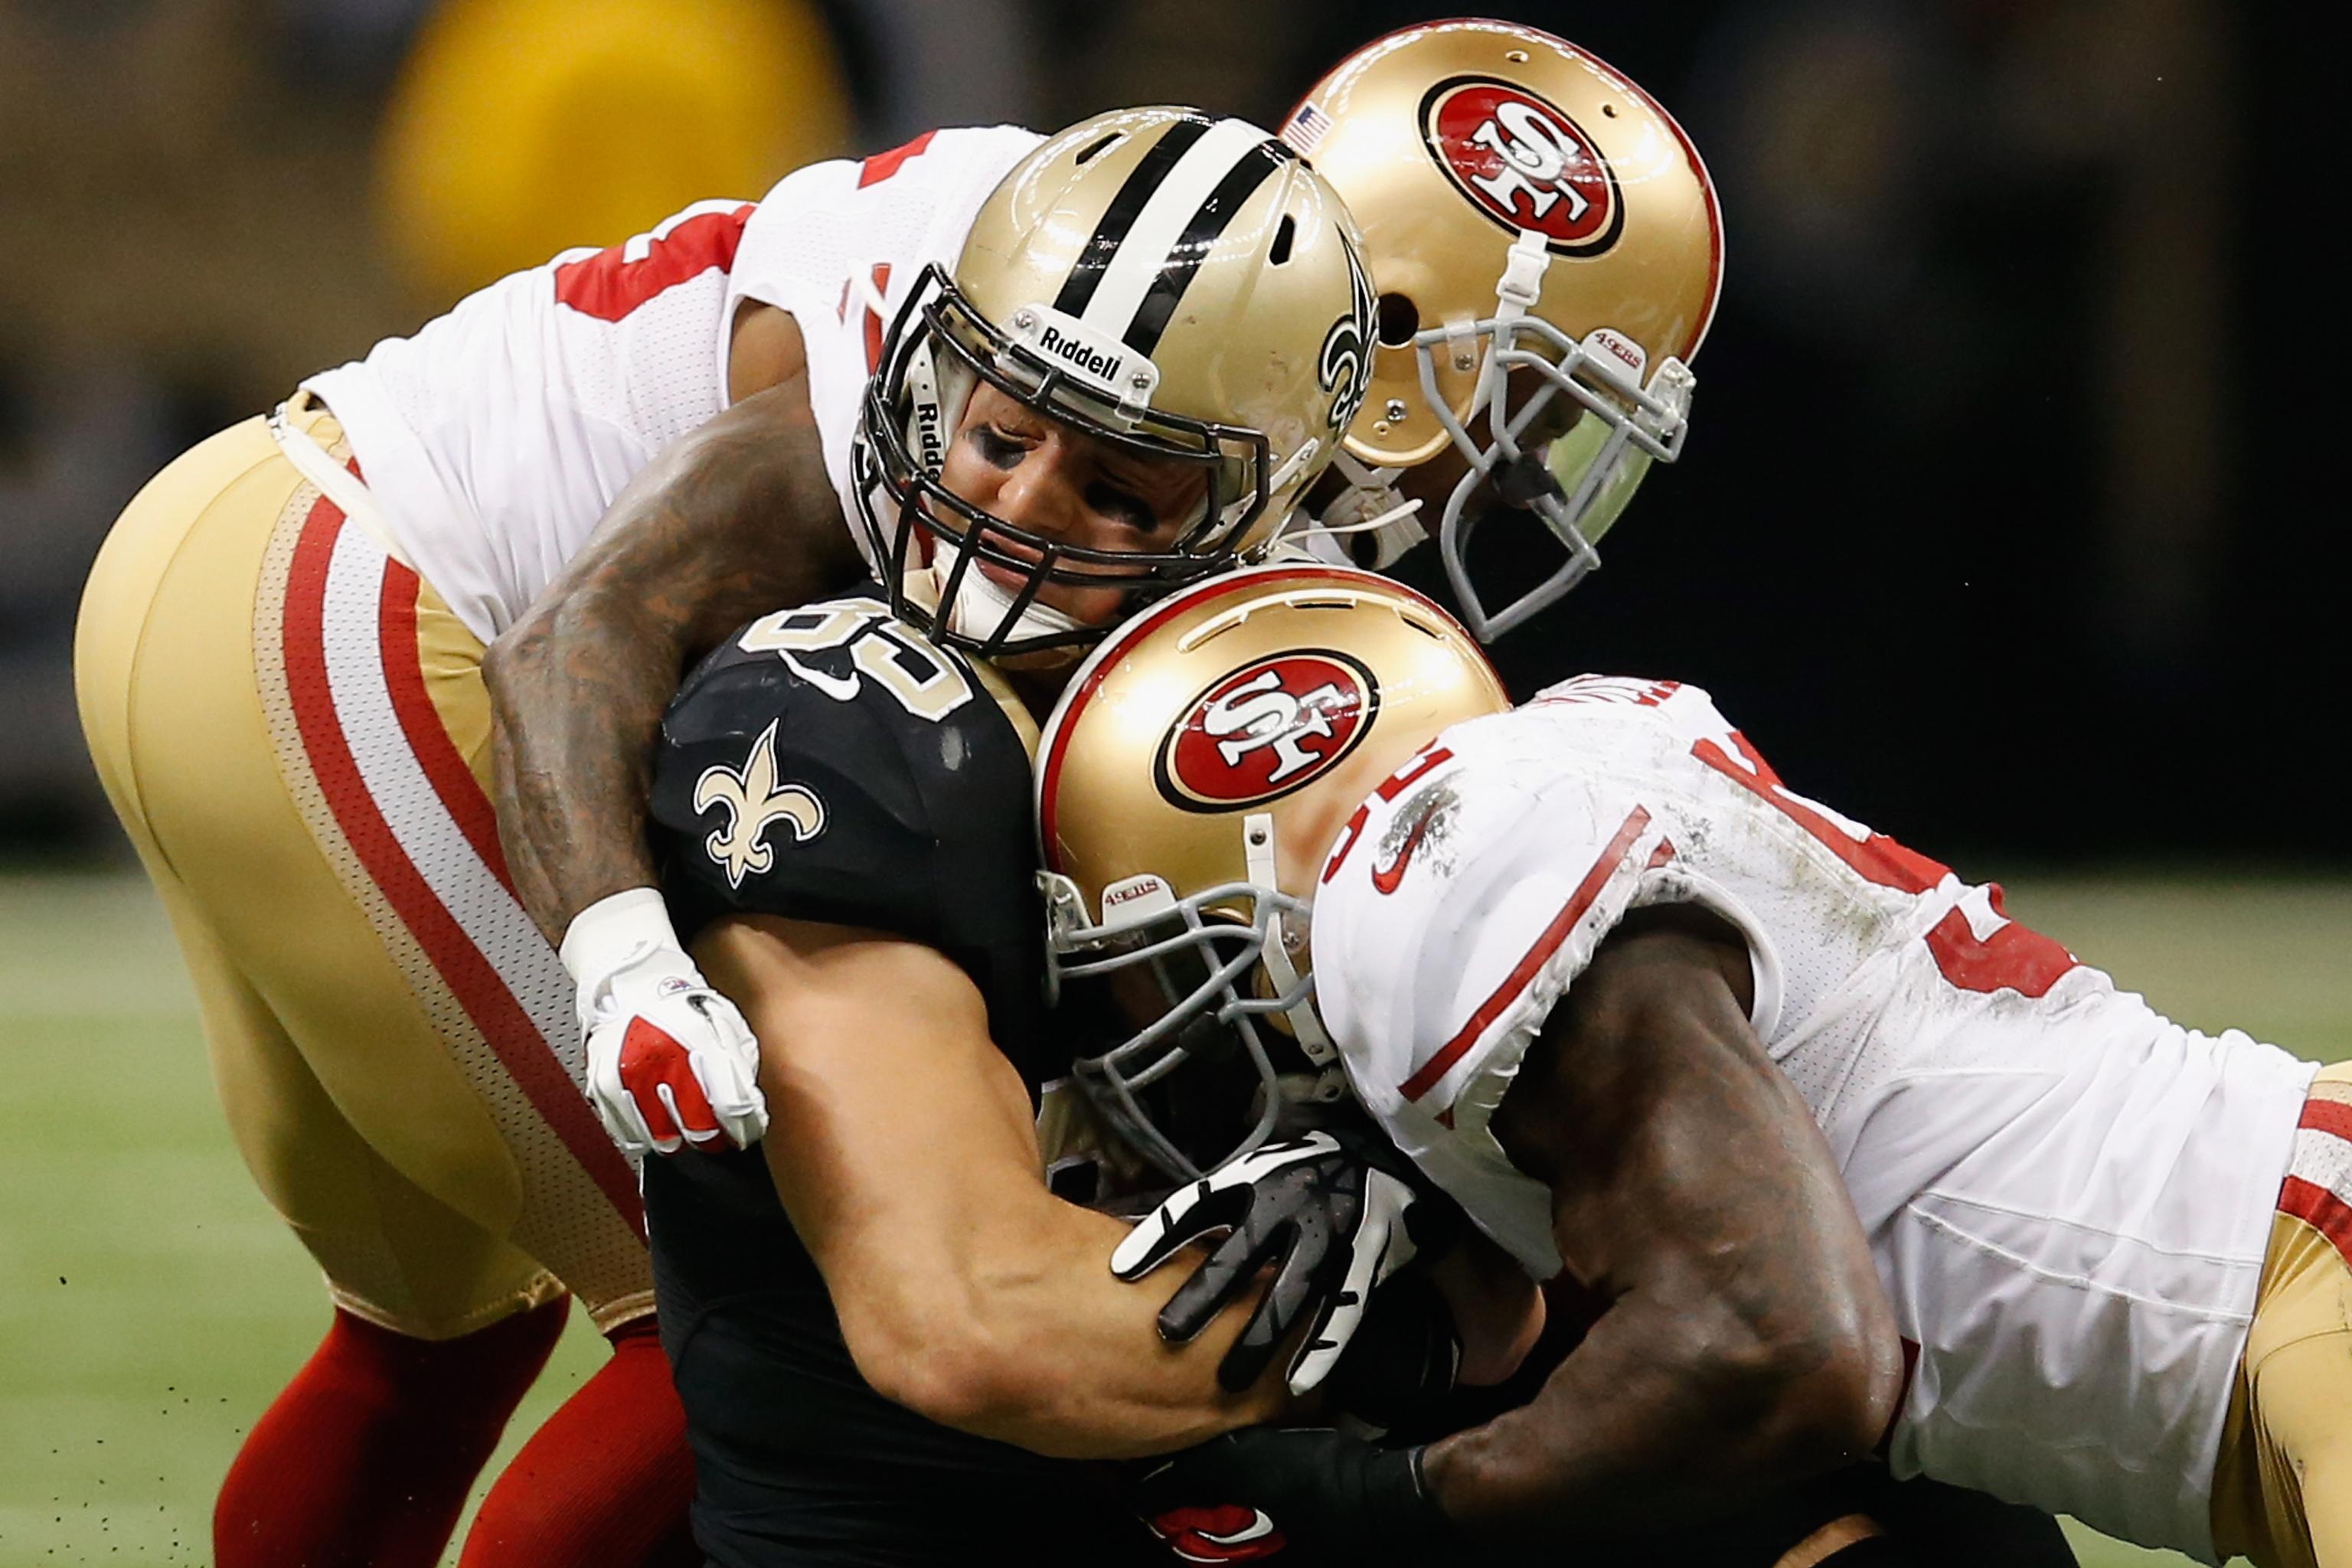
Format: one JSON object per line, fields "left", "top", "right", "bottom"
{"left": 280, "top": 497, "right": 644, "bottom": 1233}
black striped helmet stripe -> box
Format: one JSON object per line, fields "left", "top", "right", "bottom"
{"left": 1119, "top": 139, "right": 1289, "bottom": 356}
{"left": 1051, "top": 116, "right": 1212, "bottom": 320}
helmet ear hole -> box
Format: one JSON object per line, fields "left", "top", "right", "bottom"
{"left": 1376, "top": 291, "right": 1422, "bottom": 348}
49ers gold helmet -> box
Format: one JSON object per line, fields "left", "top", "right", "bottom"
{"left": 856, "top": 108, "right": 1377, "bottom": 659}
{"left": 1034, "top": 564, "right": 1508, "bottom": 1178}
{"left": 1283, "top": 21, "right": 1723, "bottom": 639}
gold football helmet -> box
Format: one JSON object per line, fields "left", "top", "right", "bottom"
{"left": 1283, "top": 21, "right": 1723, "bottom": 638}
{"left": 857, "top": 107, "right": 1377, "bottom": 658}
{"left": 1034, "top": 564, "right": 1508, "bottom": 1177}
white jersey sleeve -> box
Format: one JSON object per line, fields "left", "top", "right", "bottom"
{"left": 724, "top": 125, "right": 1044, "bottom": 577}
{"left": 1311, "top": 697, "right": 1681, "bottom": 1279}
{"left": 306, "top": 198, "right": 757, "bottom": 642}
{"left": 305, "top": 126, "right": 1040, "bottom": 643}
{"left": 1315, "top": 674, "right": 2317, "bottom": 1558}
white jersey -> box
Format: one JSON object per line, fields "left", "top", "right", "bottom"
{"left": 1312, "top": 676, "right": 2314, "bottom": 1561}
{"left": 305, "top": 126, "right": 1043, "bottom": 643}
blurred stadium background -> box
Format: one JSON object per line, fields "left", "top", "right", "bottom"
{"left": 0, "top": 0, "right": 2332, "bottom": 1562}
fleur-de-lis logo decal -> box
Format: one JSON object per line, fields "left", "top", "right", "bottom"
{"left": 693, "top": 720, "right": 827, "bottom": 888}
{"left": 1318, "top": 236, "right": 1376, "bottom": 436}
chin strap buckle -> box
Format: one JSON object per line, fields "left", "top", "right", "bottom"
{"left": 1496, "top": 228, "right": 1549, "bottom": 318}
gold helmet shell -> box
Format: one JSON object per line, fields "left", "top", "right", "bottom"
{"left": 1034, "top": 564, "right": 1508, "bottom": 1176}
{"left": 856, "top": 108, "right": 1377, "bottom": 658}
{"left": 1282, "top": 21, "right": 1724, "bottom": 639}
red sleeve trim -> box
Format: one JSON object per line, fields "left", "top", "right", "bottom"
{"left": 554, "top": 203, "right": 757, "bottom": 323}
{"left": 858, "top": 129, "right": 938, "bottom": 188}
{"left": 1398, "top": 805, "right": 1651, "bottom": 1103}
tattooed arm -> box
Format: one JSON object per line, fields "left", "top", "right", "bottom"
{"left": 1422, "top": 905, "right": 1903, "bottom": 1542}
{"left": 485, "top": 305, "right": 864, "bottom": 946}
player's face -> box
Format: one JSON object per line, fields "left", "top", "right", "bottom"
{"left": 936, "top": 381, "right": 1210, "bottom": 626}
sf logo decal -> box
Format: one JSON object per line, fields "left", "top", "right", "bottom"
{"left": 1208, "top": 671, "right": 1351, "bottom": 784}
{"left": 1157, "top": 652, "right": 1380, "bottom": 812}
{"left": 694, "top": 720, "right": 827, "bottom": 888}
{"left": 1421, "top": 77, "right": 1624, "bottom": 254}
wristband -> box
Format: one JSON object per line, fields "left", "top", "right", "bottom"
{"left": 559, "top": 886, "right": 684, "bottom": 991}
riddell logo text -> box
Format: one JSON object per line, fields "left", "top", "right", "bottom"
{"left": 1421, "top": 77, "right": 1622, "bottom": 254}
{"left": 912, "top": 397, "right": 945, "bottom": 473}
{"left": 1037, "top": 325, "right": 1123, "bottom": 383}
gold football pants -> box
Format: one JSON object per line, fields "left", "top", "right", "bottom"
{"left": 74, "top": 397, "right": 652, "bottom": 1339}
{"left": 2211, "top": 1061, "right": 2352, "bottom": 1568}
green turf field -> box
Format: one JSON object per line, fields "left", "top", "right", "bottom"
{"left": 5, "top": 869, "right": 2347, "bottom": 1566}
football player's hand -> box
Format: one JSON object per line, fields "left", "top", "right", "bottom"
{"left": 1111, "top": 1126, "right": 1446, "bottom": 1395}
{"left": 1135, "top": 1426, "right": 1451, "bottom": 1563}
{"left": 561, "top": 888, "right": 766, "bottom": 1155}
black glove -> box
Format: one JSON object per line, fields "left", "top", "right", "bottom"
{"left": 1135, "top": 1426, "right": 1451, "bottom": 1563}
{"left": 1109, "top": 1125, "right": 1452, "bottom": 1393}
{"left": 1315, "top": 1269, "right": 1461, "bottom": 1432}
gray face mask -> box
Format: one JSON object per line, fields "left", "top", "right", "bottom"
{"left": 1039, "top": 842, "right": 1342, "bottom": 1183}
{"left": 1413, "top": 230, "right": 1697, "bottom": 642}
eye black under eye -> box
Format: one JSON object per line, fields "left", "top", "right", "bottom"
{"left": 971, "top": 426, "right": 1025, "bottom": 466}
{"left": 1086, "top": 484, "right": 1157, "bottom": 533}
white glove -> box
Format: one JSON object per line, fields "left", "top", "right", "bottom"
{"left": 560, "top": 888, "right": 766, "bottom": 1155}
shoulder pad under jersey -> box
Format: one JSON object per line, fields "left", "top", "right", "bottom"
{"left": 1515, "top": 674, "right": 1744, "bottom": 754}
{"left": 652, "top": 590, "right": 1045, "bottom": 1055}
{"left": 1310, "top": 694, "right": 1684, "bottom": 1277}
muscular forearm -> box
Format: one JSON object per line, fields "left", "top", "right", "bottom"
{"left": 1426, "top": 916, "right": 1902, "bottom": 1542}
{"left": 701, "top": 916, "right": 1296, "bottom": 1461}
{"left": 883, "top": 1188, "right": 1295, "bottom": 1460}
{"left": 485, "top": 377, "right": 860, "bottom": 943}
{"left": 489, "top": 592, "right": 697, "bottom": 942}
{"left": 1423, "top": 1281, "right": 1887, "bottom": 1543}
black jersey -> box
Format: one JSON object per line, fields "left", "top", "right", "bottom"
{"left": 645, "top": 592, "right": 1152, "bottom": 1566}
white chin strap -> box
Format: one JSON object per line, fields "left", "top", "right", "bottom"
{"left": 1242, "top": 812, "right": 1335, "bottom": 1067}
{"left": 904, "top": 338, "right": 966, "bottom": 483}
{"left": 925, "top": 542, "right": 1090, "bottom": 645}
{"left": 1285, "top": 450, "right": 1427, "bottom": 571}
